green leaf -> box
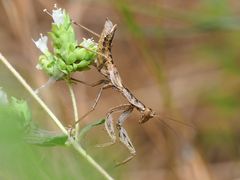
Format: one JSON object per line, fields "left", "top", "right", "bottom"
{"left": 0, "top": 91, "right": 68, "bottom": 147}
{"left": 0, "top": 105, "right": 25, "bottom": 143}
{"left": 10, "top": 97, "right": 32, "bottom": 127}
{"left": 25, "top": 128, "right": 68, "bottom": 146}
{"left": 78, "top": 119, "right": 105, "bottom": 140}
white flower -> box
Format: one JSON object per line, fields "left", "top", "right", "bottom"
{"left": 52, "top": 8, "right": 64, "bottom": 26}
{"left": 32, "top": 34, "right": 48, "bottom": 54}
{"left": 36, "top": 64, "right": 42, "bottom": 70}
{"left": 0, "top": 88, "right": 8, "bottom": 105}
{"left": 44, "top": 4, "right": 64, "bottom": 26}
{"left": 81, "top": 38, "right": 96, "bottom": 48}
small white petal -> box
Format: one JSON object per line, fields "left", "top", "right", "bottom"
{"left": 81, "top": 38, "right": 96, "bottom": 48}
{"left": 0, "top": 88, "right": 8, "bottom": 105}
{"left": 33, "top": 34, "right": 48, "bottom": 54}
{"left": 52, "top": 8, "right": 64, "bottom": 26}
{"left": 36, "top": 64, "right": 42, "bottom": 70}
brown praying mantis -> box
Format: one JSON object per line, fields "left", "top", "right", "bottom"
{"left": 71, "top": 19, "right": 192, "bottom": 166}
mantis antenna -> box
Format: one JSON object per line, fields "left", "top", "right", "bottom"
{"left": 72, "top": 20, "right": 100, "bottom": 38}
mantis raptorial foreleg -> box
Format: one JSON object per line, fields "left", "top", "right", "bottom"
{"left": 97, "top": 104, "right": 136, "bottom": 166}
{"left": 97, "top": 104, "right": 132, "bottom": 147}
{"left": 96, "top": 111, "right": 116, "bottom": 147}
{"left": 117, "top": 107, "right": 135, "bottom": 152}
{"left": 115, "top": 106, "right": 136, "bottom": 166}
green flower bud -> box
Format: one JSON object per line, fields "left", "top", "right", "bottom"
{"left": 34, "top": 5, "right": 98, "bottom": 78}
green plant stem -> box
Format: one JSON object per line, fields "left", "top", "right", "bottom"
{"left": 66, "top": 81, "right": 79, "bottom": 140}
{"left": 0, "top": 53, "right": 114, "bottom": 180}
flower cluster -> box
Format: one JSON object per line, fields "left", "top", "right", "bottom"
{"left": 33, "top": 5, "right": 97, "bottom": 79}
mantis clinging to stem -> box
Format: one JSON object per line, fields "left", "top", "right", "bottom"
{"left": 71, "top": 19, "right": 192, "bottom": 166}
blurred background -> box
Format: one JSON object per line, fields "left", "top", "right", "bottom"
{"left": 0, "top": 0, "right": 240, "bottom": 179}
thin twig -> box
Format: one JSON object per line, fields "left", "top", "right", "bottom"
{"left": 0, "top": 53, "right": 114, "bottom": 180}
{"left": 66, "top": 81, "right": 79, "bottom": 140}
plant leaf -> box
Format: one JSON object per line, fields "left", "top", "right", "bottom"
{"left": 10, "top": 97, "right": 32, "bottom": 127}
{"left": 25, "top": 127, "right": 68, "bottom": 146}
{"left": 78, "top": 119, "right": 105, "bottom": 140}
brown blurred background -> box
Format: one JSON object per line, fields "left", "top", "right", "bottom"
{"left": 0, "top": 0, "right": 240, "bottom": 179}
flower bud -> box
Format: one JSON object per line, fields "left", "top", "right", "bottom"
{"left": 34, "top": 5, "right": 98, "bottom": 78}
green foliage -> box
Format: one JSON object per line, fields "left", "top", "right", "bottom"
{"left": 0, "top": 105, "right": 25, "bottom": 144}
{"left": 25, "top": 128, "right": 68, "bottom": 146}
{"left": 0, "top": 88, "right": 68, "bottom": 146}
{"left": 0, "top": 105, "right": 104, "bottom": 179}
{"left": 0, "top": 87, "right": 112, "bottom": 179}
{"left": 34, "top": 8, "right": 98, "bottom": 79}
{"left": 0, "top": 88, "right": 106, "bottom": 147}
{"left": 10, "top": 97, "right": 32, "bottom": 128}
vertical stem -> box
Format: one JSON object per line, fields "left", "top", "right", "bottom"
{"left": 66, "top": 81, "right": 79, "bottom": 140}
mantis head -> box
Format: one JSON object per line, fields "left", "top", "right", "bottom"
{"left": 139, "top": 108, "right": 156, "bottom": 124}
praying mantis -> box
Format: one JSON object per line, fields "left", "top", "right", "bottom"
{"left": 71, "top": 19, "right": 191, "bottom": 166}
